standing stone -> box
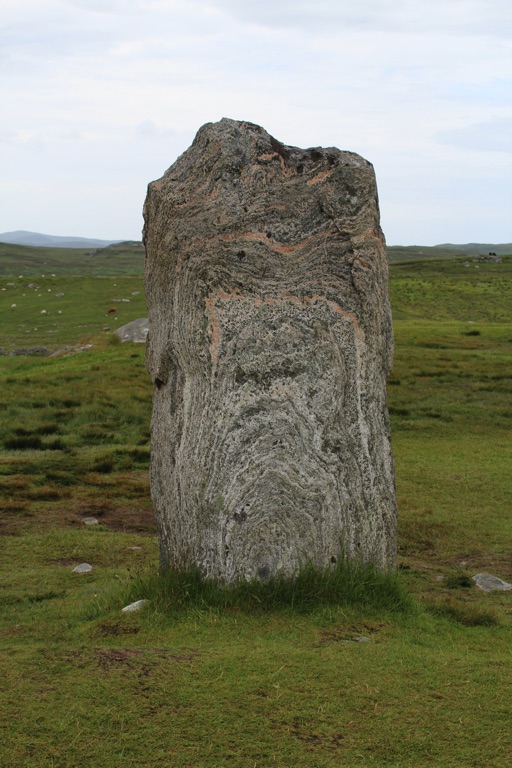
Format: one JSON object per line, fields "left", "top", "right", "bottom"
{"left": 144, "top": 118, "right": 397, "bottom": 582}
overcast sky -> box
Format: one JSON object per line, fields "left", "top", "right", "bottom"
{"left": 1, "top": 0, "right": 511, "bottom": 244}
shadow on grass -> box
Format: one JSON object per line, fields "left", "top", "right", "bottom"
{"left": 425, "top": 597, "right": 499, "bottom": 627}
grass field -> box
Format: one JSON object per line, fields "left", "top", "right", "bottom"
{"left": 1, "top": 253, "right": 511, "bottom": 767}
{"left": 0, "top": 274, "right": 147, "bottom": 351}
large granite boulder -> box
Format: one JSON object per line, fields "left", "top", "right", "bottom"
{"left": 144, "top": 118, "right": 397, "bottom": 582}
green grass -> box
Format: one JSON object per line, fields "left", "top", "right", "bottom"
{"left": 1, "top": 254, "right": 511, "bottom": 766}
{"left": 0, "top": 273, "right": 147, "bottom": 350}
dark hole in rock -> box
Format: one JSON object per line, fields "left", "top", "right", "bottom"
{"left": 257, "top": 565, "right": 270, "bottom": 580}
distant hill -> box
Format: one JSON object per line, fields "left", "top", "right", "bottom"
{"left": 387, "top": 243, "right": 512, "bottom": 262}
{"left": 0, "top": 230, "right": 125, "bottom": 249}
{"left": 0, "top": 236, "right": 510, "bottom": 275}
{"left": 0, "top": 241, "right": 145, "bottom": 276}
{"left": 435, "top": 243, "right": 512, "bottom": 256}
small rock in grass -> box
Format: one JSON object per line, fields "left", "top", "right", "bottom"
{"left": 82, "top": 517, "right": 99, "bottom": 526}
{"left": 128, "top": 546, "right": 142, "bottom": 550}
{"left": 473, "top": 573, "right": 512, "bottom": 592}
{"left": 122, "top": 599, "right": 148, "bottom": 613}
{"left": 72, "top": 563, "right": 93, "bottom": 573}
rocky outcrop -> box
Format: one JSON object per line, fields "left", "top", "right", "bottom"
{"left": 0, "top": 347, "right": 51, "bottom": 356}
{"left": 144, "top": 118, "right": 397, "bottom": 582}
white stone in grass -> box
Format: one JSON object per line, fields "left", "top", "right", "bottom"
{"left": 122, "top": 599, "right": 148, "bottom": 612}
{"left": 72, "top": 563, "right": 93, "bottom": 573}
{"left": 82, "top": 517, "right": 99, "bottom": 526}
{"left": 473, "top": 573, "right": 512, "bottom": 592}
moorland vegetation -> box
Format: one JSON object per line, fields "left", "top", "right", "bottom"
{"left": 1, "top": 247, "right": 511, "bottom": 767}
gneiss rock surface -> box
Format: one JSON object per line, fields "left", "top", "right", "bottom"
{"left": 144, "top": 118, "right": 397, "bottom": 582}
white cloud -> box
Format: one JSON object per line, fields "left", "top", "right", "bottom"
{"left": 200, "top": 0, "right": 512, "bottom": 37}
{"left": 0, "top": 0, "right": 510, "bottom": 242}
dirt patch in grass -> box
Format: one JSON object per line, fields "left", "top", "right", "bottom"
{"left": 95, "top": 648, "right": 145, "bottom": 670}
{"left": 0, "top": 487, "right": 155, "bottom": 536}
{"left": 71, "top": 500, "right": 156, "bottom": 533}
{"left": 92, "top": 648, "right": 198, "bottom": 678}
{"left": 318, "top": 621, "right": 387, "bottom": 645}
{"left": 290, "top": 721, "right": 346, "bottom": 750}
{"left": 97, "top": 620, "right": 141, "bottom": 637}
{"left": 452, "top": 553, "right": 512, "bottom": 576}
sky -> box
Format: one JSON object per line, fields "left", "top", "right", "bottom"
{"left": 1, "top": 0, "right": 511, "bottom": 245}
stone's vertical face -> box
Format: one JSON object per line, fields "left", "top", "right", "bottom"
{"left": 144, "top": 118, "right": 397, "bottom": 581}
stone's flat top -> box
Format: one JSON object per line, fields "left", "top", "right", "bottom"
{"left": 122, "top": 599, "right": 148, "bottom": 612}
{"left": 72, "top": 563, "right": 92, "bottom": 573}
{"left": 473, "top": 573, "right": 512, "bottom": 591}
{"left": 155, "top": 117, "right": 373, "bottom": 202}
{"left": 188, "top": 117, "right": 371, "bottom": 170}
{"left": 114, "top": 317, "right": 149, "bottom": 343}
{"left": 82, "top": 516, "right": 99, "bottom": 526}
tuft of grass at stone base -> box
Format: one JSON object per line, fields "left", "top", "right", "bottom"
{"left": 119, "top": 559, "right": 414, "bottom": 617}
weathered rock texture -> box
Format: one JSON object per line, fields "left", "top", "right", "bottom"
{"left": 144, "top": 118, "right": 397, "bottom": 582}
{"left": 114, "top": 317, "right": 149, "bottom": 343}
